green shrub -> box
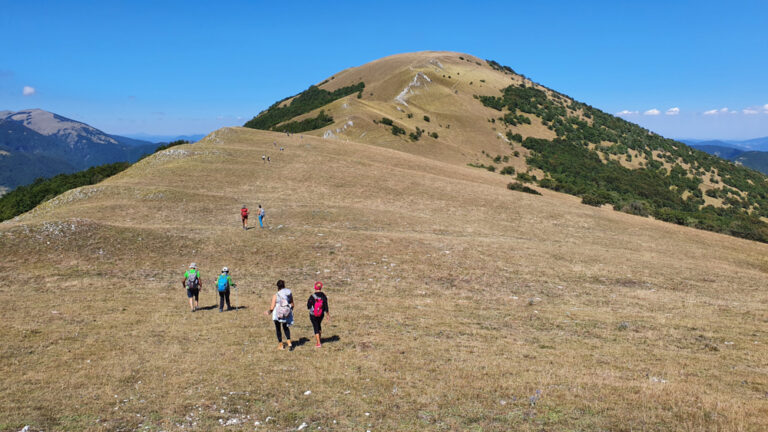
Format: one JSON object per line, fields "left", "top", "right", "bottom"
{"left": 507, "top": 182, "right": 541, "bottom": 195}
{"left": 468, "top": 163, "right": 496, "bottom": 172}
{"left": 429, "top": 132, "right": 439, "bottom": 139}
{"left": 391, "top": 125, "right": 406, "bottom": 136}
{"left": 423, "top": 115, "right": 430, "bottom": 122}
{"left": 620, "top": 201, "right": 649, "bottom": 217}
{"left": 380, "top": 117, "right": 394, "bottom": 126}
{"left": 581, "top": 194, "right": 607, "bottom": 207}
{"left": 500, "top": 166, "right": 515, "bottom": 175}
{"left": 517, "top": 172, "right": 536, "bottom": 183}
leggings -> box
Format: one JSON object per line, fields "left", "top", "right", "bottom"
{"left": 274, "top": 320, "right": 291, "bottom": 342}
{"left": 309, "top": 313, "right": 324, "bottom": 335}
{"left": 218, "top": 290, "right": 231, "bottom": 310}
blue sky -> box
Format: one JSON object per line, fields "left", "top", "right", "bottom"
{"left": 1, "top": 0, "right": 766, "bottom": 139}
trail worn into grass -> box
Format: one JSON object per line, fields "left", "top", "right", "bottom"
{"left": 1, "top": 127, "right": 766, "bottom": 431}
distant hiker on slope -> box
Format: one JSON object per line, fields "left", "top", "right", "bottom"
{"left": 258, "top": 204, "right": 266, "bottom": 228}
{"left": 183, "top": 263, "right": 202, "bottom": 312}
{"left": 265, "top": 280, "right": 294, "bottom": 350}
{"left": 307, "top": 281, "right": 330, "bottom": 348}
{"left": 262, "top": 155, "right": 266, "bottom": 163}
{"left": 240, "top": 205, "right": 249, "bottom": 230}
{"left": 217, "top": 267, "right": 234, "bottom": 312}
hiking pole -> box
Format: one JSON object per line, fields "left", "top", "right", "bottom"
{"left": 233, "top": 283, "right": 238, "bottom": 312}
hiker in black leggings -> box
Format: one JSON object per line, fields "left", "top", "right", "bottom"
{"left": 265, "top": 280, "right": 294, "bottom": 350}
{"left": 307, "top": 281, "right": 330, "bottom": 347}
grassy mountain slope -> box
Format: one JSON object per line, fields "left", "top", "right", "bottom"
{"left": 1, "top": 127, "right": 766, "bottom": 431}
{"left": 244, "top": 51, "right": 768, "bottom": 242}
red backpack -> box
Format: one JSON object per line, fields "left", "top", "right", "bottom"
{"left": 312, "top": 294, "right": 324, "bottom": 317}
{"left": 241, "top": 208, "right": 248, "bottom": 217}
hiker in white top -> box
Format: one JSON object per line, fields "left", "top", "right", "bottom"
{"left": 265, "top": 279, "right": 294, "bottom": 350}
{"left": 258, "top": 204, "right": 266, "bottom": 228}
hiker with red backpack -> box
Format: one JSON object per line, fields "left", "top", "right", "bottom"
{"left": 240, "top": 205, "right": 249, "bottom": 230}
{"left": 182, "top": 263, "right": 202, "bottom": 312}
{"left": 307, "top": 281, "right": 330, "bottom": 347}
{"left": 265, "top": 280, "right": 294, "bottom": 350}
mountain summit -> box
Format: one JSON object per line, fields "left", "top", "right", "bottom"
{"left": 245, "top": 51, "right": 768, "bottom": 241}
{"left": 0, "top": 109, "right": 157, "bottom": 193}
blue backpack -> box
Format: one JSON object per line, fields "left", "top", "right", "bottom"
{"left": 217, "top": 275, "right": 229, "bottom": 292}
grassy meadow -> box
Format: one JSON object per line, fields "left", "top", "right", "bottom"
{"left": 0, "top": 127, "right": 766, "bottom": 431}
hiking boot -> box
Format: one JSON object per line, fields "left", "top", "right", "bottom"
{"left": 286, "top": 340, "right": 293, "bottom": 349}
{"left": 219, "top": 309, "right": 223, "bottom": 313}
{"left": 277, "top": 342, "right": 284, "bottom": 350}
{"left": 315, "top": 343, "right": 322, "bottom": 348}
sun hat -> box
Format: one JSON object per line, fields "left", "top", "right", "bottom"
{"left": 222, "top": 267, "right": 229, "bottom": 273}
{"left": 189, "top": 263, "right": 197, "bottom": 269}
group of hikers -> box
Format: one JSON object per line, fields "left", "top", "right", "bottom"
{"left": 240, "top": 204, "right": 265, "bottom": 230}
{"left": 182, "top": 264, "right": 331, "bottom": 349}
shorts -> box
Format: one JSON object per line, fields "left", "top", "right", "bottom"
{"left": 186, "top": 288, "right": 199, "bottom": 300}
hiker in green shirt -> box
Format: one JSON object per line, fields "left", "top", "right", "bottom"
{"left": 182, "top": 263, "right": 202, "bottom": 312}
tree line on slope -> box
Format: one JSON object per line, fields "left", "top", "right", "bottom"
{"left": 0, "top": 140, "right": 190, "bottom": 222}
{"left": 243, "top": 82, "right": 365, "bottom": 132}
{"left": 476, "top": 68, "right": 768, "bottom": 243}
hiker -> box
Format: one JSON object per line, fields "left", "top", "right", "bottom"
{"left": 182, "top": 263, "right": 202, "bottom": 312}
{"left": 258, "top": 204, "right": 265, "bottom": 228}
{"left": 265, "top": 280, "right": 294, "bottom": 350}
{"left": 216, "top": 267, "right": 234, "bottom": 312}
{"left": 262, "top": 155, "right": 266, "bottom": 163}
{"left": 240, "top": 205, "right": 249, "bottom": 230}
{"left": 307, "top": 281, "right": 330, "bottom": 347}
{"left": 267, "top": 156, "right": 271, "bottom": 163}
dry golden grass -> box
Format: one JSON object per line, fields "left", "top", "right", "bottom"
{"left": 1, "top": 126, "right": 766, "bottom": 431}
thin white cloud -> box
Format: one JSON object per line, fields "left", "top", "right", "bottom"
{"left": 644, "top": 108, "right": 661, "bottom": 116}
{"left": 22, "top": 86, "right": 35, "bottom": 96}
{"left": 703, "top": 107, "right": 729, "bottom": 115}
{"left": 743, "top": 108, "right": 759, "bottom": 115}
{"left": 665, "top": 107, "right": 680, "bottom": 116}
{"left": 616, "top": 110, "right": 638, "bottom": 116}
{"left": 764, "top": 104, "right": 768, "bottom": 113}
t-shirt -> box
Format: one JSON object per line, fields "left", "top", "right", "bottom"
{"left": 259, "top": 208, "right": 265, "bottom": 216}
{"left": 241, "top": 208, "right": 249, "bottom": 217}
{"left": 307, "top": 291, "right": 329, "bottom": 315}
{"left": 184, "top": 269, "right": 201, "bottom": 289}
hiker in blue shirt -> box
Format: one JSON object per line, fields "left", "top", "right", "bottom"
{"left": 216, "top": 267, "right": 234, "bottom": 312}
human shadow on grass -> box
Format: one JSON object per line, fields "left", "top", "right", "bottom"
{"left": 228, "top": 306, "right": 248, "bottom": 311}
{"left": 196, "top": 304, "right": 218, "bottom": 311}
{"left": 321, "top": 335, "right": 340, "bottom": 344}
{"left": 288, "top": 337, "right": 311, "bottom": 350}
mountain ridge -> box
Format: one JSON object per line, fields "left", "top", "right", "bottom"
{"left": 0, "top": 109, "right": 159, "bottom": 192}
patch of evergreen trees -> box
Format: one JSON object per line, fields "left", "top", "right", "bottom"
{"left": 244, "top": 82, "right": 365, "bottom": 131}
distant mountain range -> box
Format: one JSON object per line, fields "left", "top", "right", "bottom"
{"left": 0, "top": 109, "right": 159, "bottom": 193}
{"left": 120, "top": 133, "right": 206, "bottom": 144}
{"left": 681, "top": 137, "right": 768, "bottom": 175}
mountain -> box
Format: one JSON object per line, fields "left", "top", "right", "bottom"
{"left": 687, "top": 142, "right": 768, "bottom": 175}
{"left": 0, "top": 109, "right": 159, "bottom": 192}
{"left": 244, "top": 51, "right": 768, "bottom": 242}
{"left": 2, "top": 52, "right": 767, "bottom": 431}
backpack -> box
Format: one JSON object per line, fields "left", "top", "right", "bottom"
{"left": 312, "top": 293, "right": 324, "bottom": 317}
{"left": 275, "top": 292, "right": 291, "bottom": 319}
{"left": 186, "top": 271, "right": 199, "bottom": 290}
{"left": 241, "top": 208, "right": 248, "bottom": 217}
{"left": 217, "top": 275, "right": 229, "bottom": 292}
